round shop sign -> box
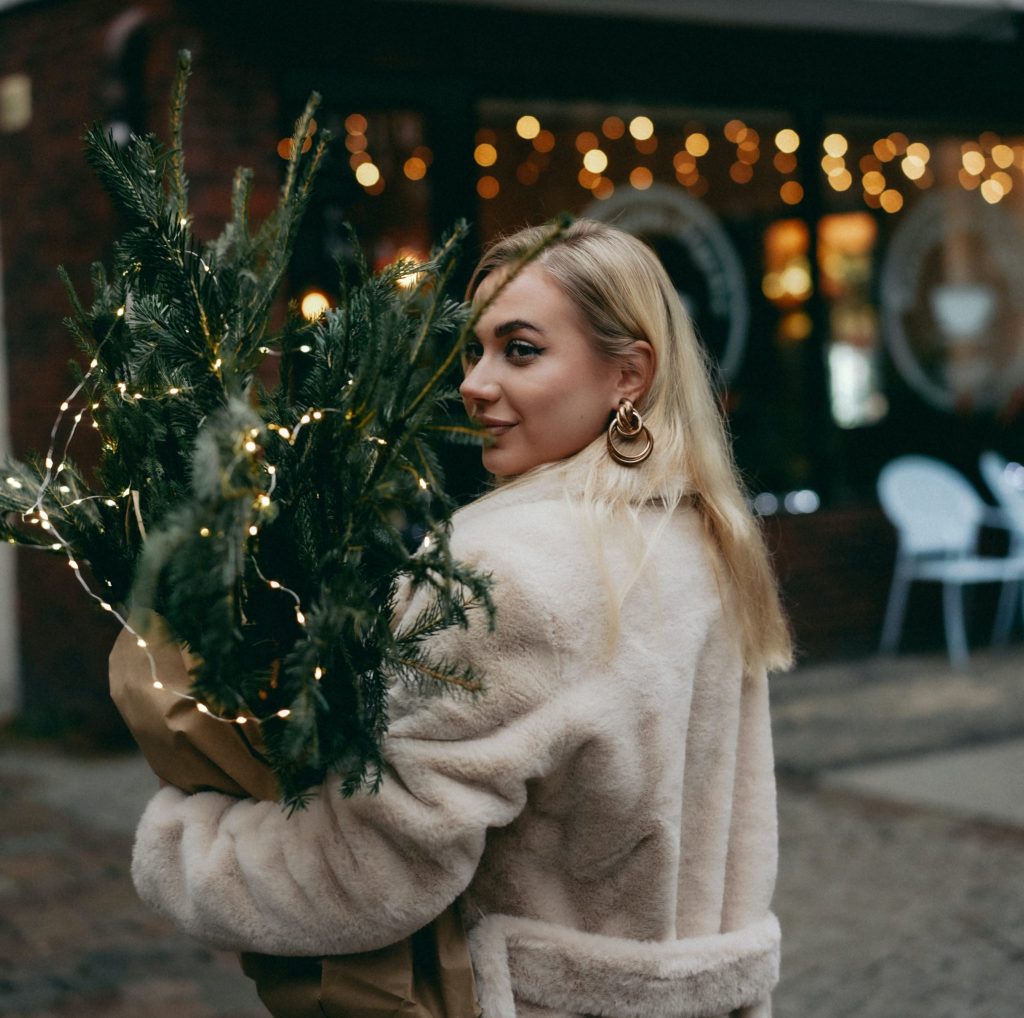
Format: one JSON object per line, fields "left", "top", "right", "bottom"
{"left": 584, "top": 183, "right": 748, "bottom": 383}
{"left": 880, "top": 189, "right": 1024, "bottom": 413}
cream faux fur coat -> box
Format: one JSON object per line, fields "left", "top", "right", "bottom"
{"left": 132, "top": 461, "right": 780, "bottom": 1018}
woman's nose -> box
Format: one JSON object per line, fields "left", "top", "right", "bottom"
{"left": 459, "top": 361, "right": 500, "bottom": 404}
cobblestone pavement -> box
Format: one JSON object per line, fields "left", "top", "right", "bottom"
{"left": 1, "top": 648, "right": 1022, "bottom": 1017}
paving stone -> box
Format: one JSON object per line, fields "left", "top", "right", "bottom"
{"left": 1, "top": 647, "right": 1023, "bottom": 1017}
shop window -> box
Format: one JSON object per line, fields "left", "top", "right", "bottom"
{"left": 819, "top": 212, "right": 886, "bottom": 429}
{"left": 819, "top": 120, "right": 1024, "bottom": 495}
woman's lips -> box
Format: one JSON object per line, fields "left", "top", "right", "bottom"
{"left": 476, "top": 417, "right": 516, "bottom": 436}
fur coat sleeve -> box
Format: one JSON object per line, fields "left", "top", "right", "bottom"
{"left": 131, "top": 539, "right": 559, "bottom": 956}
{"left": 131, "top": 470, "right": 781, "bottom": 1018}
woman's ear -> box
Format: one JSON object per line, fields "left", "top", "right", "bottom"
{"left": 614, "top": 340, "right": 656, "bottom": 406}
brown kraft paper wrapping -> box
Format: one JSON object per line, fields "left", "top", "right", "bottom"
{"left": 109, "top": 621, "right": 480, "bottom": 1018}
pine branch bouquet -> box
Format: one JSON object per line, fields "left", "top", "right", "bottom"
{"left": 0, "top": 52, "right": 532, "bottom": 808}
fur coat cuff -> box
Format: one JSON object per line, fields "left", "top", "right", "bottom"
{"left": 468, "top": 911, "right": 780, "bottom": 1018}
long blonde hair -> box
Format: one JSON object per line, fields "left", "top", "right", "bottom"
{"left": 469, "top": 219, "right": 792, "bottom": 675}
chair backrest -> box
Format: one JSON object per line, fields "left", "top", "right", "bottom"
{"left": 877, "top": 455, "right": 985, "bottom": 556}
{"left": 979, "top": 450, "right": 1024, "bottom": 536}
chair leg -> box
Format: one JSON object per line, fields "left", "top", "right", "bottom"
{"left": 880, "top": 570, "right": 911, "bottom": 654}
{"left": 992, "top": 580, "right": 1019, "bottom": 645}
{"left": 942, "top": 582, "right": 970, "bottom": 669}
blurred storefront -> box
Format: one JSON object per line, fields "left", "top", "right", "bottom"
{"left": 278, "top": 0, "right": 1024, "bottom": 657}
{"left": 2, "top": 0, "right": 1024, "bottom": 731}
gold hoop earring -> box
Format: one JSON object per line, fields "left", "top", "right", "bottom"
{"left": 607, "top": 399, "right": 653, "bottom": 466}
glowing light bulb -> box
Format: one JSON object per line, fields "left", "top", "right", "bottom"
{"left": 823, "top": 133, "right": 848, "bottom": 157}
{"left": 196, "top": 703, "right": 210, "bottom": 714}
{"left": 276, "top": 709, "right": 291, "bottom": 719}
{"left": 516, "top": 115, "right": 541, "bottom": 139}
{"left": 775, "top": 129, "right": 800, "bottom": 153}
{"left": 685, "top": 133, "right": 710, "bottom": 157}
{"left": 300, "top": 291, "right": 329, "bottom": 320}
{"left": 629, "top": 116, "right": 654, "bottom": 141}
{"left": 474, "top": 143, "right": 498, "bottom": 166}
{"left": 355, "top": 163, "right": 381, "bottom": 187}
{"left": 962, "top": 151, "right": 985, "bottom": 175}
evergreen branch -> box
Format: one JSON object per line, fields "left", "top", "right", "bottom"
{"left": 83, "top": 126, "right": 163, "bottom": 228}
{"left": 403, "top": 215, "right": 571, "bottom": 417}
{"left": 280, "top": 93, "right": 321, "bottom": 209}
{"left": 425, "top": 424, "right": 484, "bottom": 441}
{"left": 168, "top": 50, "right": 192, "bottom": 219}
{"left": 406, "top": 225, "right": 466, "bottom": 366}
{"left": 57, "top": 265, "right": 88, "bottom": 323}
{"left": 10, "top": 59, "right": 572, "bottom": 800}
{"left": 392, "top": 654, "right": 483, "bottom": 693}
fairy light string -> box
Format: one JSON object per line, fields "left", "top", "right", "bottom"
{"left": 12, "top": 335, "right": 427, "bottom": 729}
{"left": 11, "top": 366, "right": 321, "bottom": 728}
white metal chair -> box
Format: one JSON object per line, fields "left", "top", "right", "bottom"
{"left": 979, "top": 451, "right": 1024, "bottom": 642}
{"left": 877, "top": 455, "right": 1024, "bottom": 667}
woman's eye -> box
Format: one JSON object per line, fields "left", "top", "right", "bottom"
{"left": 463, "top": 340, "right": 483, "bottom": 363}
{"left": 506, "top": 339, "right": 543, "bottom": 362}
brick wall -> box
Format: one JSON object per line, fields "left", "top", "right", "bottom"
{"left": 0, "top": 0, "right": 279, "bottom": 740}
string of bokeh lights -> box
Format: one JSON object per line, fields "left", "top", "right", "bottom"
{"left": 4, "top": 291, "right": 439, "bottom": 727}
{"left": 297, "top": 109, "right": 1023, "bottom": 213}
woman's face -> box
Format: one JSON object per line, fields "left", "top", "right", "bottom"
{"left": 461, "top": 265, "right": 623, "bottom": 477}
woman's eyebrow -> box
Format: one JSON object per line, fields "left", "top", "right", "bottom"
{"left": 494, "top": 319, "right": 544, "bottom": 338}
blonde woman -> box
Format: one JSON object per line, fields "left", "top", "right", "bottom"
{"left": 132, "top": 219, "right": 792, "bottom": 1018}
